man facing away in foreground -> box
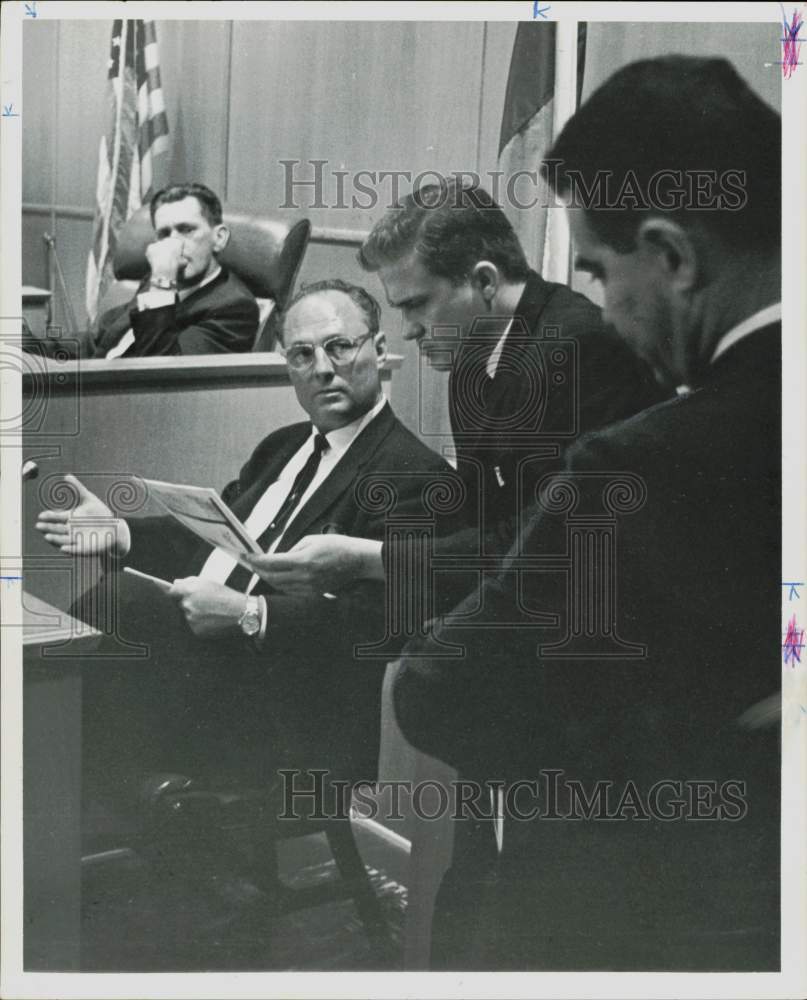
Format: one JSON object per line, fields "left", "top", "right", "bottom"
{"left": 393, "top": 56, "right": 782, "bottom": 970}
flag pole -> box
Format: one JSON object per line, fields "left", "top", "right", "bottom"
{"left": 542, "top": 20, "right": 578, "bottom": 285}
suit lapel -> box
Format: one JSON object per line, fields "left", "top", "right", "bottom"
{"left": 93, "top": 304, "right": 136, "bottom": 357}
{"left": 488, "top": 270, "right": 553, "bottom": 408}
{"left": 275, "top": 404, "right": 396, "bottom": 552}
{"left": 186, "top": 423, "right": 311, "bottom": 573}
{"left": 450, "top": 270, "right": 553, "bottom": 457}
{"left": 229, "top": 424, "right": 312, "bottom": 523}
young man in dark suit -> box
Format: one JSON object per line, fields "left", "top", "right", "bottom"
{"left": 37, "top": 280, "right": 456, "bottom": 802}
{"left": 245, "top": 178, "right": 665, "bottom": 605}
{"left": 90, "top": 182, "right": 259, "bottom": 358}
{"left": 394, "top": 57, "right": 782, "bottom": 971}
{"left": 359, "top": 176, "right": 664, "bottom": 555}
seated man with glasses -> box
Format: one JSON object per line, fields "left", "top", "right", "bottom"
{"left": 37, "top": 278, "right": 457, "bottom": 864}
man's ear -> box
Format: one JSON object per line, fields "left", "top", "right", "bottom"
{"left": 213, "top": 223, "right": 230, "bottom": 255}
{"left": 373, "top": 331, "right": 388, "bottom": 366}
{"left": 470, "top": 260, "right": 500, "bottom": 305}
{"left": 636, "top": 218, "right": 699, "bottom": 292}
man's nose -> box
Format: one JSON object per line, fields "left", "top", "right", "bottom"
{"left": 600, "top": 300, "right": 615, "bottom": 330}
{"left": 403, "top": 319, "right": 425, "bottom": 342}
{"left": 311, "top": 344, "right": 336, "bottom": 377}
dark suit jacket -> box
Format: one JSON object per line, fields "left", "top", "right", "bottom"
{"left": 113, "top": 403, "right": 457, "bottom": 784}
{"left": 409, "top": 271, "right": 666, "bottom": 617}
{"left": 91, "top": 266, "right": 259, "bottom": 358}
{"left": 445, "top": 270, "right": 666, "bottom": 556}
{"left": 394, "top": 325, "right": 781, "bottom": 970}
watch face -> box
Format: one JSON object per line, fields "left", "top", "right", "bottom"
{"left": 240, "top": 605, "right": 261, "bottom": 636}
{"left": 242, "top": 615, "right": 260, "bottom": 636}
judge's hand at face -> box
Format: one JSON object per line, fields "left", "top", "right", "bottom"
{"left": 168, "top": 577, "right": 247, "bottom": 637}
{"left": 244, "top": 534, "right": 385, "bottom": 597}
{"left": 145, "top": 235, "right": 184, "bottom": 285}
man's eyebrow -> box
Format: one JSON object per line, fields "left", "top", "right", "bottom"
{"left": 388, "top": 293, "right": 423, "bottom": 309}
{"left": 573, "top": 255, "right": 601, "bottom": 274}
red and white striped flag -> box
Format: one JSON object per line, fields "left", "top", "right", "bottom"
{"left": 85, "top": 19, "right": 170, "bottom": 324}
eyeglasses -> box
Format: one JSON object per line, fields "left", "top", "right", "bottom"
{"left": 282, "top": 331, "right": 374, "bottom": 372}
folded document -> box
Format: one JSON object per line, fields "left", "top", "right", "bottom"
{"left": 141, "top": 478, "right": 261, "bottom": 565}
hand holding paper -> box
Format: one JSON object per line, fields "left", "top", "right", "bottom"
{"left": 168, "top": 576, "right": 247, "bottom": 637}
{"left": 244, "top": 534, "right": 384, "bottom": 596}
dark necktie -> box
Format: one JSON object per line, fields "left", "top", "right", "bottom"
{"left": 226, "top": 433, "right": 329, "bottom": 592}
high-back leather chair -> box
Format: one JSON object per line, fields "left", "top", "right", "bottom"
{"left": 110, "top": 205, "right": 312, "bottom": 350}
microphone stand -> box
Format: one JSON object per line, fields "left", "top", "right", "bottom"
{"left": 43, "top": 232, "right": 80, "bottom": 335}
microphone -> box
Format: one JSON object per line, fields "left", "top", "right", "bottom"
{"left": 22, "top": 460, "right": 39, "bottom": 482}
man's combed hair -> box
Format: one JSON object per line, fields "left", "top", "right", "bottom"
{"left": 359, "top": 176, "right": 530, "bottom": 284}
{"left": 278, "top": 278, "right": 381, "bottom": 344}
{"left": 541, "top": 56, "right": 781, "bottom": 252}
{"left": 150, "top": 182, "right": 224, "bottom": 226}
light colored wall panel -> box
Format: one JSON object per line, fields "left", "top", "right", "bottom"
{"left": 477, "top": 22, "right": 519, "bottom": 186}
{"left": 54, "top": 20, "right": 113, "bottom": 207}
{"left": 52, "top": 215, "right": 93, "bottom": 331}
{"left": 160, "top": 20, "right": 231, "bottom": 193}
{"left": 582, "top": 22, "right": 781, "bottom": 111}
{"left": 22, "top": 21, "right": 58, "bottom": 205}
{"left": 227, "top": 21, "right": 484, "bottom": 231}
{"left": 22, "top": 212, "right": 51, "bottom": 291}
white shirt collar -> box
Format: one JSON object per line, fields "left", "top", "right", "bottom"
{"left": 486, "top": 318, "right": 514, "bottom": 379}
{"left": 710, "top": 303, "right": 781, "bottom": 364}
{"left": 315, "top": 394, "right": 387, "bottom": 454}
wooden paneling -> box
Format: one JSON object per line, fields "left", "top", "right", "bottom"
{"left": 477, "top": 22, "right": 519, "bottom": 184}
{"left": 54, "top": 21, "right": 112, "bottom": 208}
{"left": 22, "top": 213, "right": 50, "bottom": 292}
{"left": 227, "top": 21, "right": 484, "bottom": 231}
{"left": 582, "top": 22, "right": 781, "bottom": 111}
{"left": 52, "top": 215, "right": 94, "bottom": 331}
{"left": 21, "top": 21, "right": 58, "bottom": 206}
{"left": 161, "top": 21, "right": 231, "bottom": 195}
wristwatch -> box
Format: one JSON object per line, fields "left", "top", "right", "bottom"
{"left": 149, "top": 275, "right": 178, "bottom": 291}
{"left": 238, "top": 595, "right": 262, "bottom": 637}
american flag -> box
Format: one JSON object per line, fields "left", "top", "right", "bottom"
{"left": 85, "top": 19, "right": 170, "bottom": 324}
